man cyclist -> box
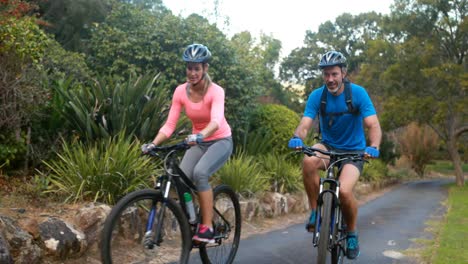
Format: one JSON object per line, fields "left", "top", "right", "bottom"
{"left": 288, "top": 50, "right": 382, "bottom": 259}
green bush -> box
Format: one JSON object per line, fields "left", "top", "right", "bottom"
{"left": 0, "top": 132, "right": 27, "bottom": 171}
{"left": 249, "top": 104, "right": 300, "bottom": 155}
{"left": 214, "top": 151, "right": 269, "bottom": 198}
{"left": 38, "top": 133, "right": 156, "bottom": 204}
{"left": 259, "top": 153, "right": 303, "bottom": 193}
{"left": 361, "top": 159, "right": 389, "bottom": 182}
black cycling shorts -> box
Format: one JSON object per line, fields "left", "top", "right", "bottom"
{"left": 321, "top": 142, "right": 365, "bottom": 175}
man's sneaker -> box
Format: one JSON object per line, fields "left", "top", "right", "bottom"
{"left": 346, "top": 232, "right": 360, "bottom": 259}
{"left": 193, "top": 224, "right": 215, "bottom": 243}
{"left": 305, "top": 210, "right": 316, "bottom": 232}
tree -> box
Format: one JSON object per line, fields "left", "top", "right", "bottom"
{"left": 279, "top": 11, "right": 386, "bottom": 98}
{"left": 0, "top": 1, "right": 50, "bottom": 170}
{"left": 36, "top": 0, "right": 112, "bottom": 51}
{"left": 380, "top": 0, "right": 467, "bottom": 186}
{"left": 85, "top": 1, "right": 283, "bottom": 146}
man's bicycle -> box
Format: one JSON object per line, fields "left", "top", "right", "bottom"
{"left": 298, "top": 146, "right": 366, "bottom": 264}
{"left": 101, "top": 141, "right": 241, "bottom": 264}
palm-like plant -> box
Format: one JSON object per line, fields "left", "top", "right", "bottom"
{"left": 214, "top": 151, "right": 269, "bottom": 198}
{"left": 54, "top": 72, "right": 187, "bottom": 141}
{"left": 260, "top": 153, "right": 303, "bottom": 193}
{"left": 39, "top": 133, "right": 157, "bottom": 204}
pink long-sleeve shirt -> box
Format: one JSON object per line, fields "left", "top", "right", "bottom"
{"left": 159, "top": 82, "right": 232, "bottom": 141}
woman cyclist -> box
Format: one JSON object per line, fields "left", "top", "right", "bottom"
{"left": 142, "top": 43, "right": 233, "bottom": 243}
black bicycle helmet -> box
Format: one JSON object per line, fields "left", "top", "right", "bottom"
{"left": 182, "top": 43, "right": 212, "bottom": 63}
{"left": 318, "top": 51, "right": 347, "bottom": 69}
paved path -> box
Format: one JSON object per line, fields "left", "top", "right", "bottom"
{"left": 226, "top": 179, "right": 451, "bottom": 264}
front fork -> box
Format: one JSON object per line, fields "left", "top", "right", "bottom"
{"left": 144, "top": 176, "right": 171, "bottom": 248}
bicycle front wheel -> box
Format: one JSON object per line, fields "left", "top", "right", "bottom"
{"left": 331, "top": 205, "right": 345, "bottom": 264}
{"left": 199, "top": 184, "right": 241, "bottom": 264}
{"left": 317, "top": 192, "right": 333, "bottom": 264}
{"left": 101, "top": 189, "right": 191, "bottom": 264}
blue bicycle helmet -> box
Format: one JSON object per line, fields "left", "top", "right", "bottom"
{"left": 182, "top": 44, "right": 211, "bottom": 63}
{"left": 318, "top": 51, "right": 347, "bottom": 69}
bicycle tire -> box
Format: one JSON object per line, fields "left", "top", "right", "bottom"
{"left": 331, "top": 206, "right": 345, "bottom": 264}
{"left": 199, "top": 184, "right": 241, "bottom": 264}
{"left": 317, "top": 192, "right": 333, "bottom": 264}
{"left": 101, "top": 189, "right": 192, "bottom": 264}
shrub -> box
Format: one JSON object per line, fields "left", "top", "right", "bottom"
{"left": 379, "top": 133, "right": 400, "bottom": 165}
{"left": 361, "top": 159, "right": 389, "bottom": 182}
{"left": 259, "top": 153, "right": 303, "bottom": 193}
{"left": 38, "top": 133, "right": 156, "bottom": 204}
{"left": 214, "top": 151, "right": 269, "bottom": 198}
{"left": 0, "top": 131, "right": 27, "bottom": 172}
{"left": 249, "top": 104, "right": 300, "bottom": 155}
{"left": 397, "top": 122, "right": 439, "bottom": 177}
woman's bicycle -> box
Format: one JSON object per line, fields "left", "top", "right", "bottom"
{"left": 101, "top": 141, "right": 241, "bottom": 264}
{"left": 298, "top": 146, "right": 366, "bottom": 264}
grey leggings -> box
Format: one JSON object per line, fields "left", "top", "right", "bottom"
{"left": 180, "top": 137, "right": 233, "bottom": 192}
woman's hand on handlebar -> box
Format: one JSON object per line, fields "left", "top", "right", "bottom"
{"left": 186, "top": 133, "right": 204, "bottom": 146}
{"left": 141, "top": 143, "right": 156, "bottom": 154}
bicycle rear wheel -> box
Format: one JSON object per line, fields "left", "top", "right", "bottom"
{"left": 317, "top": 192, "right": 333, "bottom": 264}
{"left": 199, "top": 184, "right": 241, "bottom": 264}
{"left": 101, "top": 189, "right": 191, "bottom": 264}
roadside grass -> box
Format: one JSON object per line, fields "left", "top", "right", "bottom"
{"left": 408, "top": 183, "right": 467, "bottom": 264}
{"left": 431, "top": 184, "right": 468, "bottom": 264}
{"left": 426, "top": 160, "right": 468, "bottom": 175}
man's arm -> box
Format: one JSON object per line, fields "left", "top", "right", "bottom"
{"left": 363, "top": 115, "right": 382, "bottom": 148}
{"left": 294, "top": 116, "right": 314, "bottom": 140}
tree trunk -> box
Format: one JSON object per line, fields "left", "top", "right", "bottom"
{"left": 447, "top": 138, "right": 464, "bottom": 186}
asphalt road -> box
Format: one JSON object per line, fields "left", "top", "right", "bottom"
{"left": 227, "top": 178, "right": 451, "bottom": 264}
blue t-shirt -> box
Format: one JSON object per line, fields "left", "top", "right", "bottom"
{"left": 304, "top": 83, "right": 376, "bottom": 150}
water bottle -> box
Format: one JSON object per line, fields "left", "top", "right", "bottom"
{"left": 184, "top": 192, "right": 197, "bottom": 224}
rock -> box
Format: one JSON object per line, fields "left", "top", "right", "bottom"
{"left": 0, "top": 232, "right": 13, "bottom": 264}
{"left": 38, "top": 217, "right": 87, "bottom": 260}
{"left": 74, "top": 203, "right": 111, "bottom": 246}
{"left": 262, "top": 192, "right": 288, "bottom": 216}
{"left": 0, "top": 215, "right": 43, "bottom": 263}
{"left": 241, "top": 199, "right": 260, "bottom": 221}
{"left": 260, "top": 203, "right": 274, "bottom": 218}
{"left": 18, "top": 218, "right": 40, "bottom": 239}
{"left": 285, "top": 194, "right": 299, "bottom": 213}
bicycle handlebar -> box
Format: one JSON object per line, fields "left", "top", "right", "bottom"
{"left": 145, "top": 141, "right": 190, "bottom": 157}
{"left": 299, "top": 146, "right": 365, "bottom": 161}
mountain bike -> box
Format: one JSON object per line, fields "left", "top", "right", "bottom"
{"left": 298, "top": 146, "right": 366, "bottom": 264}
{"left": 101, "top": 141, "right": 241, "bottom": 264}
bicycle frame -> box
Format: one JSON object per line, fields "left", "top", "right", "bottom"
{"left": 147, "top": 142, "right": 234, "bottom": 246}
